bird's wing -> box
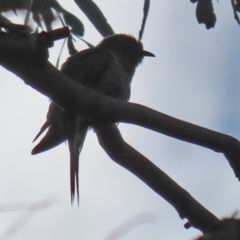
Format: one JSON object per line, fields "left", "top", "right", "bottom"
{"left": 61, "top": 48, "right": 111, "bottom": 87}
{"left": 32, "top": 48, "right": 111, "bottom": 154}
{"left": 62, "top": 48, "right": 131, "bottom": 100}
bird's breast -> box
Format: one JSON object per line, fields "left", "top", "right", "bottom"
{"left": 97, "top": 54, "right": 133, "bottom": 101}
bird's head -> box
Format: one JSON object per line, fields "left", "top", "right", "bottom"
{"left": 97, "top": 34, "right": 155, "bottom": 68}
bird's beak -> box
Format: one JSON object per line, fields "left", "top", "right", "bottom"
{"left": 143, "top": 50, "right": 155, "bottom": 57}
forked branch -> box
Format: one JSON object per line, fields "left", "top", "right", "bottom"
{"left": 0, "top": 27, "right": 239, "bottom": 233}
{"left": 94, "top": 123, "right": 220, "bottom": 231}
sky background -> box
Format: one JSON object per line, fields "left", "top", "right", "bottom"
{"left": 1, "top": 1, "right": 240, "bottom": 239}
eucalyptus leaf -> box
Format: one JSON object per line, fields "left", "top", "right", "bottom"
{"left": 63, "top": 10, "right": 84, "bottom": 36}
{"left": 74, "top": 0, "right": 114, "bottom": 37}
{"left": 67, "top": 35, "right": 78, "bottom": 55}
{"left": 139, "top": 0, "right": 150, "bottom": 40}
{"left": 196, "top": 0, "right": 216, "bottom": 29}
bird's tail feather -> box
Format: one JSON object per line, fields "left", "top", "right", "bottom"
{"left": 31, "top": 125, "right": 66, "bottom": 155}
{"left": 32, "top": 121, "right": 50, "bottom": 143}
{"left": 68, "top": 118, "right": 88, "bottom": 204}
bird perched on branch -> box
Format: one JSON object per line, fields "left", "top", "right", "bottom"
{"left": 31, "top": 34, "right": 155, "bottom": 204}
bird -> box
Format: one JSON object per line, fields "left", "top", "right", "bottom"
{"left": 31, "top": 34, "right": 155, "bottom": 204}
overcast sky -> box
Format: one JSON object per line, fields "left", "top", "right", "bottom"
{"left": 1, "top": 1, "right": 240, "bottom": 239}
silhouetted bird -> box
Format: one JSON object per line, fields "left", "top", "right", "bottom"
{"left": 32, "top": 34, "right": 155, "bottom": 203}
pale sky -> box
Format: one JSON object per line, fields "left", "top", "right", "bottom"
{"left": 1, "top": 1, "right": 240, "bottom": 239}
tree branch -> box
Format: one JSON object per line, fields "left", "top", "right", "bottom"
{"left": 0, "top": 28, "right": 240, "bottom": 181}
{"left": 93, "top": 123, "right": 220, "bottom": 232}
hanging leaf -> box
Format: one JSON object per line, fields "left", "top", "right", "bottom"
{"left": 34, "top": 26, "right": 39, "bottom": 33}
{"left": 139, "top": 0, "right": 150, "bottom": 40}
{"left": 50, "top": 0, "right": 84, "bottom": 36}
{"left": 77, "top": 37, "right": 94, "bottom": 48}
{"left": 236, "top": 0, "right": 240, "bottom": 12}
{"left": 32, "top": 11, "right": 43, "bottom": 29}
{"left": 196, "top": 0, "right": 216, "bottom": 29}
{"left": 41, "top": 8, "right": 55, "bottom": 32}
{"left": 31, "top": 0, "right": 52, "bottom": 14}
{"left": 74, "top": 0, "right": 114, "bottom": 37}
{"left": 62, "top": 10, "right": 84, "bottom": 36}
{"left": 67, "top": 35, "right": 78, "bottom": 55}
{"left": 56, "top": 11, "right": 65, "bottom": 26}
{"left": 56, "top": 37, "right": 67, "bottom": 69}
{"left": 31, "top": 0, "right": 53, "bottom": 29}
{"left": 190, "top": 0, "right": 199, "bottom": 3}
{"left": 50, "top": 0, "right": 65, "bottom": 12}
{"left": 0, "top": 0, "right": 31, "bottom": 12}
{"left": 24, "top": 1, "right": 32, "bottom": 26}
{"left": 231, "top": 0, "right": 240, "bottom": 25}
{"left": 0, "top": 14, "right": 11, "bottom": 23}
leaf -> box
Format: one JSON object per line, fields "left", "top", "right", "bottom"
{"left": 0, "top": 14, "right": 11, "bottom": 23}
{"left": 236, "top": 0, "right": 240, "bottom": 12}
{"left": 63, "top": 10, "right": 84, "bottom": 36}
{"left": 196, "top": 0, "right": 216, "bottom": 29}
{"left": 191, "top": 0, "right": 199, "bottom": 3}
{"left": 32, "top": 12, "right": 43, "bottom": 29}
{"left": 41, "top": 8, "right": 55, "bottom": 32}
{"left": 31, "top": 0, "right": 52, "bottom": 14}
{"left": 31, "top": 0, "right": 53, "bottom": 29}
{"left": 231, "top": 0, "right": 240, "bottom": 25}
{"left": 139, "top": 0, "right": 150, "bottom": 40}
{"left": 56, "top": 11, "right": 65, "bottom": 26}
{"left": 77, "top": 37, "right": 94, "bottom": 48}
{"left": 67, "top": 35, "right": 78, "bottom": 55}
{"left": 56, "top": 37, "right": 67, "bottom": 69}
{"left": 0, "top": 0, "right": 31, "bottom": 12}
{"left": 24, "top": 1, "right": 32, "bottom": 26}
{"left": 34, "top": 26, "right": 39, "bottom": 33}
{"left": 51, "top": 0, "right": 84, "bottom": 35}
{"left": 74, "top": 0, "right": 114, "bottom": 37}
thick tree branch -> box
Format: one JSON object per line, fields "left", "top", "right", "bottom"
{"left": 0, "top": 25, "right": 69, "bottom": 67}
{"left": 195, "top": 218, "right": 240, "bottom": 240}
{"left": 0, "top": 29, "right": 240, "bottom": 181}
{"left": 93, "top": 123, "right": 220, "bottom": 232}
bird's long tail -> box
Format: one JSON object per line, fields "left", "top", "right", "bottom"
{"left": 68, "top": 117, "right": 88, "bottom": 204}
